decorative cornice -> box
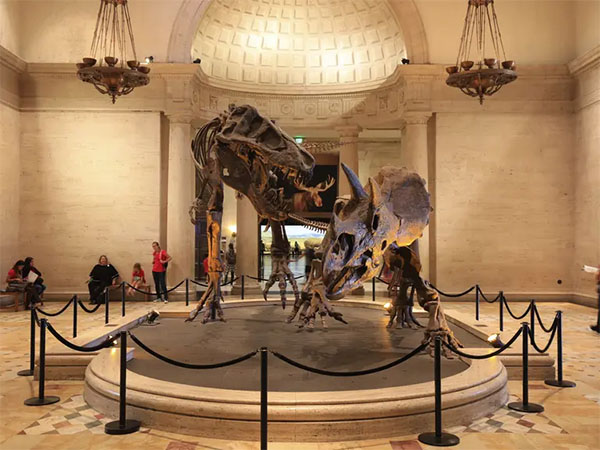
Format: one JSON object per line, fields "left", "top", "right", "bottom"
{"left": 0, "top": 46, "right": 26, "bottom": 73}
{"left": 568, "top": 45, "right": 600, "bottom": 77}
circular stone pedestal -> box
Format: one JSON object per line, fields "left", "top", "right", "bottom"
{"left": 84, "top": 301, "right": 508, "bottom": 441}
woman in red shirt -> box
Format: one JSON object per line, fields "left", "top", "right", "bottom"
{"left": 152, "top": 242, "right": 172, "bottom": 302}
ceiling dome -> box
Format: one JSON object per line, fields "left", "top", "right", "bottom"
{"left": 192, "top": 0, "right": 406, "bottom": 89}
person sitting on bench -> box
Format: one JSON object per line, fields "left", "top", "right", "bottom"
{"left": 5, "top": 260, "right": 42, "bottom": 309}
{"left": 88, "top": 255, "right": 119, "bottom": 304}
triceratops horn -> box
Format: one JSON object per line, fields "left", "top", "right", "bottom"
{"left": 367, "top": 177, "right": 382, "bottom": 205}
{"left": 341, "top": 163, "right": 367, "bottom": 200}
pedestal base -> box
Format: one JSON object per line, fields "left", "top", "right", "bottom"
{"left": 24, "top": 396, "right": 60, "bottom": 406}
{"left": 17, "top": 369, "right": 33, "bottom": 377}
{"left": 507, "top": 401, "right": 544, "bottom": 413}
{"left": 418, "top": 432, "right": 460, "bottom": 447}
{"left": 105, "top": 419, "right": 141, "bottom": 435}
{"left": 231, "top": 280, "right": 262, "bottom": 296}
{"left": 544, "top": 379, "right": 576, "bottom": 388}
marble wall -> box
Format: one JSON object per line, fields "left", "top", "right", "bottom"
{"left": 434, "top": 112, "right": 575, "bottom": 297}
{"left": 0, "top": 103, "right": 21, "bottom": 281}
{"left": 18, "top": 111, "right": 162, "bottom": 293}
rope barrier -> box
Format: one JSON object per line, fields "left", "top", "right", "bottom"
{"left": 36, "top": 297, "right": 75, "bottom": 317}
{"left": 533, "top": 304, "right": 554, "bottom": 333}
{"left": 442, "top": 327, "right": 523, "bottom": 360}
{"left": 478, "top": 288, "right": 502, "bottom": 303}
{"left": 189, "top": 279, "right": 208, "bottom": 287}
{"left": 246, "top": 274, "right": 304, "bottom": 282}
{"left": 32, "top": 308, "right": 41, "bottom": 326}
{"left": 503, "top": 297, "right": 533, "bottom": 320}
{"left": 128, "top": 332, "right": 258, "bottom": 369}
{"left": 189, "top": 277, "right": 239, "bottom": 288}
{"left": 77, "top": 300, "right": 102, "bottom": 313}
{"left": 528, "top": 317, "right": 559, "bottom": 354}
{"left": 430, "top": 284, "right": 476, "bottom": 298}
{"left": 270, "top": 340, "right": 429, "bottom": 377}
{"left": 376, "top": 277, "right": 390, "bottom": 285}
{"left": 124, "top": 282, "right": 152, "bottom": 295}
{"left": 46, "top": 322, "right": 114, "bottom": 353}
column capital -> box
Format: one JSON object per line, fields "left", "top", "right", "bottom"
{"left": 335, "top": 124, "right": 363, "bottom": 138}
{"left": 166, "top": 111, "right": 194, "bottom": 124}
{"left": 401, "top": 112, "right": 432, "bottom": 127}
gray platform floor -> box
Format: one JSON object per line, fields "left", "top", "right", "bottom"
{"left": 128, "top": 305, "right": 486, "bottom": 392}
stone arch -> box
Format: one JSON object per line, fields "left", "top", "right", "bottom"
{"left": 167, "top": 0, "right": 429, "bottom": 64}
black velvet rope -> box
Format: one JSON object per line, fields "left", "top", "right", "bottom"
{"left": 270, "top": 341, "right": 429, "bottom": 377}
{"left": 442, "top": 327, "right": 523, "bottom": 360}
{"left": 32, "top": 308, "right": 41, "bottom": 326}
{"left": 36, "top": 297, "right": 75, "bottom": 317}
{"left": 189, "top": 279, "right": 208, "bottom": 287}
{"left": 128, "top": 332, "right": 258, "bottom": 369}
{"left": 46, "top": 322, "right": 114, "bottom": 352}
{"left": 533, "top": 304, "right": 555, "bottom": 333}
{"left": 375, "top": 277, "right": 390, "bottom": 285}
{"left": 529, "top": 318, "right": 559, "bottom": 354}
{"left": 189, "top": 277, "right": 239, "bottom": 288}
{"left": 124, "top": 282, "right": 152, "bottom": 294}
{"left": 77, "top": 300, "right": 102, "bottom": 313}
{"left": 160, "top": 279, "right": 186, "bottom": 294}
{"left": 503, "top": 297, "right": 533, "bottom": 320}
{"left": 478, "top": 287, "right": 502, "bottom": 303}
{"left": 246, "top": 274, "right": 303, "bottom": 282}
{"left": 430, "top": 284, "right": 476, "bottom": 298}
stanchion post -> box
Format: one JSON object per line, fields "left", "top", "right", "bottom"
{"left": 185, "top": 278, "right": 189, "bottom": 306}
{"left": 530, "top": 301, "right": 535, "bottom": 344}
{"left": 73, "top": 295, "right": 78, "bottom": 338}
{"left": 260, "top": 347, "right": 268, "bottom": 450}
{"left": 105, "top": 288, "right": 109, "bottom": 325}
{"left": 241, "top": 275, "right": 245, "bottom": 300}
{"left": 372, "top": 278, "right": 376, "bottom": 302}
{"left": 105, "top": 331, "right": 141, "bottom": 434}
{"left": 18, "top": 308, "right": 36, "bottom": 377}
{"left": 475, "top": 285, "right": 480, "bottom": 321}
{"left": 24, "top": 318, "right": 60, "bottom": 406}
{"left": 121, "top": 282, "right": 126, "bottom": 317}
{"left": 545, "top": 311, "right": 576, "bottom": 388}
{"left": 418, "top": 336, "right": 459, "bottom": 447}
{"left": 499, "top": 291, "right": 504, "bottom": 331}
{"left": 508, "top": 322, "right": 544, "bottom": 413}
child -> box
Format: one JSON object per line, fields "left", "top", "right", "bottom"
{"left": 127, "top": 263, "right": 146, "bottom": 296}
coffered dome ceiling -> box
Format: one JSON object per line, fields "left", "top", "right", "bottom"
{"left": 192, "top": 0, "right": 406, "bottom": 89}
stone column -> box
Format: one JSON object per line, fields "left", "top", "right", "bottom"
{"left": 336, "top": 125, "right": 362, "bottom": 197}
{"left": 165, "top": 114, "right": 195, "bottom": 288}
{"left": 400, "top": 112, "right": 432, "bottom": 279}
{"left": 231, "top": 195, "right": 262, "bottom": 296}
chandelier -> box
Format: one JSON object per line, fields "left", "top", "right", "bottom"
{"left": 446, "top": 0, "right": 516, "bottom": 104}
{"left": 76, "top": 0, "right": 150, "bottom": 103}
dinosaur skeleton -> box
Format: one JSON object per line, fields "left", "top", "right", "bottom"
{"left": 187, "top": 104, "right": 459, "bottom": 355}
{"left": 187, "top": 105, "right": 333, "bottom": 322}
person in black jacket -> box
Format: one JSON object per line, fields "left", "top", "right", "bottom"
{"left": 88, "top": 255, "right": 119, "bottom": 304}
{"left": 22, "top": 257, "right": 46, "bottom": 296}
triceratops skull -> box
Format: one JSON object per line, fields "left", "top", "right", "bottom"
{"left": 321, "top": 164, "right": 399, "bottom": 299}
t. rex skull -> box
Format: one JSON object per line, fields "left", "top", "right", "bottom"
{"left": 322, "top": 164, "right": 431, "bottom": 299}
{"left": 215, "top": 104, "right": 315, "bottom": 220}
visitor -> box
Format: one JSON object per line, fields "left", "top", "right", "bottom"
{"left": 304, "top": 245, "right": 315, "bottom": 280}
{"left": 88, "top": 255, "right": 120, "bottom": 304}
{"left": 22, "top": 256, "right": 46, "bottom": 297}
{"left": 225, "top": 243, "right": 236, "bottom": 284}
{"left": 127, "top": 263, "right": 146, "bottom": 297}
{"left": 294, "top": 241, "right": 300, "bottom": 257}
{"left": 6, "top": 260, "right": 43, "bottom": 309}
{"left": 584, "top": 264, "right": 600, "bottom": 333}
{"left": 152, "top": 241, "right": 172, "bottom": 303}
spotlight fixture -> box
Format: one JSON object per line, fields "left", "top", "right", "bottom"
{"left": 487, "top": 333, "right": 504, "bottom": 348}
{"left": 383, "top": 302, "right": 392, "bottom": 315}
{"left": 144, "top": 309, "right": 160, "bottom": 326}
{"left": 401, "top": 58, "right": 410, "bottom": 65}
{"left": 294, "top": 136, "right": 304, "bottom": 144}
{"left": 145, "top": 56, "right": 154, "bottom": 64}
{"left": 193, "top": 58, "right": 201, "bottom": 64}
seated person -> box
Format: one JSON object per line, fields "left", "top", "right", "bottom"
{"left": 6, "top": 260, "right": 42, "bottom": 309}
{"left": 127, "top": 263, "right": 147, "bottom": 296}
{"left": 88, "top": 255, "right": 119, "bottom": 304}
{"left": 22, "top": 256, "right": 46, "bottom": 297}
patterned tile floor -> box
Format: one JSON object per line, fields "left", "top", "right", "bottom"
{"left": 0, "top": 299, "right": 598, "bottom": 449}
